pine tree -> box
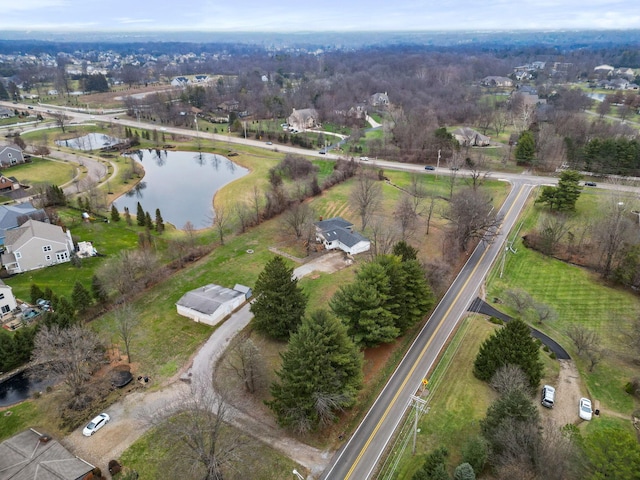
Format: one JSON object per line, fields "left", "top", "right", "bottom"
{"left": 250, "top": 256, "right": 307, "bottom": 340}
{"left": 396, "top": 258, "right": 434, "bottom": 332}
{"left": 330, "top": 262, "right": 399, "bottom": 347}
{"left": 393, "top": 240, "right": 419, "bottom": 262}
{"left": 91, "top": 275, "right": 108, "bottom": 304}
{"left": 473, "top": 318, "right": 544, "bottom": 389}
{"left": 136, "top": 202, "right": 145, "bottom": 226}
{"left": 145, "top": 211, "right": 153, "bottom": 230}
{"left": 71, "top": 281, "right": 93, "bottom": 313}
{"left": 30, "top": 284, "right": 45, "bottom": 304}
{"left": 155, "top": 208, "right": 164, "bottom": 233}
{"left": 267, "top": 309, "right": 363, "bottom": 431}
{"left": 110, "top": 204, "right": 121, "bottom": 222}
{"left": 515, "top": 130, "right": 536, "bottom": 165}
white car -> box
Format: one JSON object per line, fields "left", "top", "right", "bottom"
{"left": 579, "top": 397, "right": 592, "bottom": 421}
{"left": 83, "top": 413, "right": 110, "bottom": 436}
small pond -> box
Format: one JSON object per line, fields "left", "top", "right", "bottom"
{"left": 56, "top": 133, "right": 124, "bottom": 151}
{"left": 114, "top": 149, "right": 248, "bottom": 228}
{"left": 0, "top": 370, "right": 55, "bottom": 407}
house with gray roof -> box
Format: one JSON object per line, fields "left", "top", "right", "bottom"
{"left": 0, "top": 428, "right": 94, "bottom": 480}
{"left": 176, "top": 283, "right": 251, "bottom": 326}
{"left": 0, "top": 144, "right": 25, "bottom": 168}
{"left": 480, "top": 76, "right": 513, "bottom": 88}
{"left": 314, "top": 217, "right": 370, "bottom": 255}
{"left": 452, "top": 127, "right": 491, "bottom": 147}
{"left": 288, "top": 108, "right": 319, "bottom": 130}
{"left": 0, "top": 219, "right": 74, "bottom": 274}
{"left": 370, "top": 92, "right": 389, "bottom": 107}
{"left": 0, "top": 202, "right": 48, "bottom": 245}
{"left": 0, "top": 107, "right": 15, "bottom": 119}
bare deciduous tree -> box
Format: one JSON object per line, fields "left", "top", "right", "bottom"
{"left": 351, "top": 170, "right": 382, "bottom": 231}
{"left": 490, "top": 364, "right": 530, "bottom": 396}
{"left": 150, "top": 377, "right": 253, "bottom": 480}
{"left": 282, "top": 201, "right": 314, "bottom": 239}
{"left": 222, "top": 335, "right": 265, "bottom": 394}
{"left": 51, "top": 111, "right": 69, "bottom": 133}
{"left": 504, "top": 288, "right": 534, "bottom": 315}
{"left": 566, "top": 325, "right": 600, "bottom": 360}
{"left": 97, "top": 249, "right": 160, "bottom": 298}
{"left": 532, "top": 301, "right": 557, "bottom": 325}
{"left": 395, "top": 194, "right": 418, "bottom": 241}
{"left": 367, "top": 215, "right": 399, "bottom": 257}
{"left": 114, "top": 302, "right": 138, "bottom": 364}
{"left": 31, "top": 324, "right": 104, "bottom": 398}
{"left": 212, "top": 203, "right": 230, "bottom": 245}
{"left": 593, "top": 196, "right": 636, "bottom": 278}
{"left": 234, "top": 201, "right": 252, "bottom": 233}
{"left": 538, "top": 213, "right": 572, "bottom": 256}
{"left": 442, "top": 187, "right": 501, "bottom": 252}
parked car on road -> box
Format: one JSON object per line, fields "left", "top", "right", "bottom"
{"left": 83, "top": 413, "right": 110, "bottom": 436}
{"left": 579, "top": 397, "right": 592, "bottom": 421}
{"left": 424, "top": 165, "right": 435, "bottom": 170}
{"left": 584, "top": 182, "right": 597, "bottom": 187}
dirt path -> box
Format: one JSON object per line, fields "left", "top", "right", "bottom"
{"left": 544, "top": 360, "right": 585, "bottom": 426}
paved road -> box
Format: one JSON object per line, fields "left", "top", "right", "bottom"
{"left": 321, "top": 181, "right": 534, "bottom": 480}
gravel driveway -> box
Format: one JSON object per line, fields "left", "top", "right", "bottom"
{"left": 61, "top": 251, "right": 351, "bottom": 477}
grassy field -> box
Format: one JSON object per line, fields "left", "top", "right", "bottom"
{"left": 7, "top": 156, "right": 75, "bottom": 188}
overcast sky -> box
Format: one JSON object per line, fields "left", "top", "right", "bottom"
{"left": 1, "top": 0, "right": 639, "bottom": 32}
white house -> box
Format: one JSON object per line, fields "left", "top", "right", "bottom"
{"left": 0, "top": 279, "right": 17, "bottom": 316}
{"left": 314, "top": 217, "right": 370, "bottom": 255}
{"left": 176, "top": 284, "right": 251, "bottom": 326}
{"left": 0, "top": 219, "right": 74, "bottom": 274}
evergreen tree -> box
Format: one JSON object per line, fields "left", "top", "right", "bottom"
{"left": 136, "top": 202, "right": 145, "bottom": 226}
{"left": 71, "top": 281, "right": 93, "bottom": 313}
{"left": 397, "top": 258, "right": 434, "bottom": 331}
{"left": 473, "top": 318, "right": 544, "bottom": 390}
{"left": 453, "top": 463, "right": 475, "bottom": 480}
{"left": 110, "top": 204, "right": 121, "bottom": 222}
{"left": 584, "top": 426, "right": 640, "bottom": 479}
{"left": 535, "top": 170, "right": 583, "bottom": 212}
{"left": 267, "top": 309, "right": 363, "bottom": 432}
{"left": 30, "top": 283, "right": 45, "bottom": 304}
{"left": 413, "top": 447, "right": 450, "bottom": 480}
{"left": 393, "top": 240, "right": 419, "bottom": 261}
{"left": 43, "top": 297, "right": 76, "bottom": 329}
{"left": 145, "top": 211, "right": 153, "bottom": 230}
{"left": 515, "top": 130, "right": 536, "bottom": 165}
{"left": 0, "top": 80, "right": 9, "bottom": 100}
{"left": 330, "top": 262, "right": 399, "bottom": 347}
{"left": 155, "top": 208, "right": 164, "bottom": 233}
{"left": 91, "top": 274, "right": 108, "bottom": 304}
{"left": 250, "top": 256, "right": 307, "bottom": 340}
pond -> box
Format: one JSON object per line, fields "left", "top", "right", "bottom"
{"left": 113, "top": 149, "right": 248, "bottom": 229}
{"left": 0, "top": 370, "right": 55, "bottom": 407}
{"left": 55, "top": 133, "right": 124, "bottom": 151}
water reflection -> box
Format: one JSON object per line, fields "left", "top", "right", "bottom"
{"left": 114, "top": 150, "right": 248, "bottom": 229}
{"left": 55, "top": 133, "right": 124, "bottom": 151}
{"left": 0, "top": 370, "right": 55, "bottom": 407}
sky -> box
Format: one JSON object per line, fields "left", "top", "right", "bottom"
{"left": 1, "top": 0, "right": 639, "bottom": 32}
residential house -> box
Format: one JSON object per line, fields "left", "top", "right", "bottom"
{"left": 594, "top": 64, "right": 615, "bottom": 74}
{"left": 176, "top": 283, "right": 251, "bottom": 326}
{"left": 0, "top": 144, "right": 26, "bottom": 168}
{"left": 0, "top": 278, "right": 17, "bottom": 316}
{"left": 0, "top": 202, "right": 48, "bottom": 245}
{"left": 314, "top": 217, "right": 370, "bottom": 255}
{"left": 451, "top": 127, "right": 491, "bottom": 147}
{"left": 0, "top": 107, "right": 15, "bottom": 119}
{"left": 170, "top": 76, "right": 189, "bottom": 87}
{"left": 217, "top": 100, "right": 240, "bottom": 112}
{"left": 288, "top": 108, "right": 319, "bottom": 130}
{"left": 0, "top": 219, "right": 74, "bottom": 274}
{"left": 0, "top": 175, "right": 20, "bottom": 193}
{"left": 193, "top": 74, "right": 209, "bottom": 83}
{"left": 370, "top": 92, "right": 390, "bottom": 107}
{"left": 480, "top": 76, "right": 513, "bottom": 88}
{"left": 0, "top": 428, "right": 94, "bottom": 480}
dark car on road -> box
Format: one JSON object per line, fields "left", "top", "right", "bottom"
{"left": 425, "top": 165, "right": 435, "bottom": 170}
{"left": 584, "top": 182, "right": 597, "bottom": 187}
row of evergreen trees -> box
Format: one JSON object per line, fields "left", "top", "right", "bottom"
{"left": 249, "top": 242, "right": 434, "bottom": 431}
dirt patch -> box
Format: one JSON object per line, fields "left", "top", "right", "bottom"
{"left": 541, "top": 360, "right": 585, "bottom": 426}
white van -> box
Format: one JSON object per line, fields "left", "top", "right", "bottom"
{"left": 541, "top": 385, "right": 555, "bottom": 408}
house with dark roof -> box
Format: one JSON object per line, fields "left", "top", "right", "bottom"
{"left": 314, "top": 217, "right": 370, "bottom": 255}
{"left": 0, "top": 107, "right": 15, "bottom": 119}
{"left": 176, "top": 283, "right": 251, "bottom": 326}
{"left": 370, "top": 92, "right": 389, "bottom": 107}
{"left": 0, "top": 428, "right": 94, "bottom": 480}
{"left": 0, "top": 202, "right": 48, "bottom": 245}
{"left": 0, "top": 219, "right": 74, "bottom": 274}
{"left": 480, "top": 76, "right": 513, "bottom": 88}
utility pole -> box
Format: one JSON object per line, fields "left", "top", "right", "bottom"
{"left": 410, "top": 394, "right": 429, "bottom": 455}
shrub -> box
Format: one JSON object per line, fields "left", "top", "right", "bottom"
{"left": 489, "top": 317, "right": 503, "bottom": 325}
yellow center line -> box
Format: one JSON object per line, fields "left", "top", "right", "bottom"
{"left": 344, "top": 183, "right": 529, "bottom": 479}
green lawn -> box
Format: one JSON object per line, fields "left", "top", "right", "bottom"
{"left": 8, "top": 156, "right": 75, "bottom": 187}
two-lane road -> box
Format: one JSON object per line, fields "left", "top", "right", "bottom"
{"left": 322, "top": 181, "right": 535, "bottom": 480}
